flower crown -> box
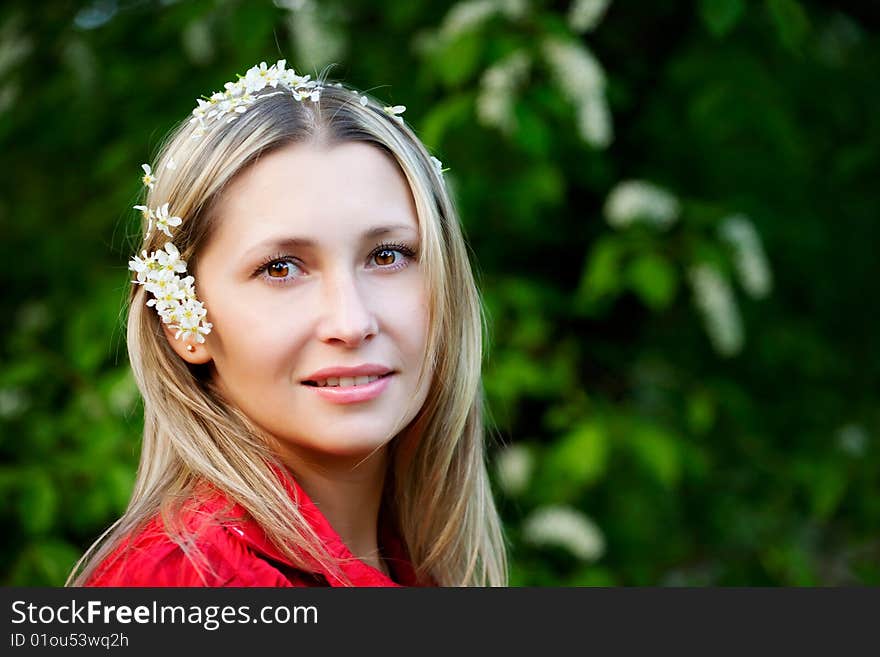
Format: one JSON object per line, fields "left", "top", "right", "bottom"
{"left": 128, "top": 59, "right": 444, "bottom": 346}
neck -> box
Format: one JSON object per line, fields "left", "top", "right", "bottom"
{"left": 275, "top": 445, "right": 389, "bottom": 574}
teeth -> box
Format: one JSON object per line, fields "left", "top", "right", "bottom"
{"left": 314, "top": 374, "right": 382, "bottom": 388}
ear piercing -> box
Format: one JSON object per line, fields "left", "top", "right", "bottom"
{"left": 186, "top": 345, "right": 195, "bottom": 353}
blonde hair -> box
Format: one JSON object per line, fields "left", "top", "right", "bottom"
{"left": 67, "top": 75, "right": 508, "bottom": 587}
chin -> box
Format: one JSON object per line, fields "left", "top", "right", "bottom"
{"left": 294, "top": 430, "right": 393, "bottom": 460}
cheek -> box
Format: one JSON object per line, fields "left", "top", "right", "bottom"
{"left": 399, "top": 284, "right": 431, "bottom": 353}
{"left": 206, "top": 291, "right": 301, "bottom": 370}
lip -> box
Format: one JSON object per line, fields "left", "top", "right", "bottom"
{"left": 303, "top": 373, "right": 394, "bottom": 404}
{"left": 302, "top": 363, "right": 393, "bottom": 382}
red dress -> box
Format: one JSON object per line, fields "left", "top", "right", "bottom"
{"left": 86, "top": 469, "right": 421, "bottom": 587}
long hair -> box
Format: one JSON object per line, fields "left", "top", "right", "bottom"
{"left": 67, "top": 72, "right": 508, "bottom": 586}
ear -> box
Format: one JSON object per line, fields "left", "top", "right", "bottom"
{"left": 162, "top": 324, "right": 213, "bottom": 365}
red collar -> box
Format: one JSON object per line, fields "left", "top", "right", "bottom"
{"left": 213, "top": 465, "right": 421, "bottom": 587}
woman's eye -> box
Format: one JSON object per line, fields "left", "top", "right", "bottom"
{"left": 268, "top": 261, "right": 292, "bottom": 278}
{"left": 371, "top": 243, "right": 416, "bottom": 269}
{"left": 260, "top": 259, "right": 300, "bottom": 282}
{"left": 373, "top": 249, "right": 398, "bottom": 267}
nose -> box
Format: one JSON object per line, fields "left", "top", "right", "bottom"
{"left": 316, "top": 268, "right": 378, "bottom": 346}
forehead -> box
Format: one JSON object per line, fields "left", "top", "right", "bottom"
{"left": 213, "top": 141, "right": 419, "bottom": 249}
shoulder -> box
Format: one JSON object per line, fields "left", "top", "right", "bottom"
{"left": 86, "top": 496, "right": 313, "bottom": 587}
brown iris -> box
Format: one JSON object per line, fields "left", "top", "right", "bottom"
{"left": 375, "top": 249, "right": 395, "bottom": 266}
{"left": 268, "top": 262, "right": 290, "bottom": 278}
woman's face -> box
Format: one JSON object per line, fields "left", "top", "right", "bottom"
{"left": 180, "top": 141, "right": 432, "bottom": 464}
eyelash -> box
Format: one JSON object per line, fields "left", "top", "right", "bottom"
{"left": 253, "top": 241, "right": 418, "bottom": 285}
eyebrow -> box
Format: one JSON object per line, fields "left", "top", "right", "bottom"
{"left": 243, "top": 223, "right": 419, "bottom": 257}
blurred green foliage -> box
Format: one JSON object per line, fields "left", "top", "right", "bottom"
{"left": 1, "top": 0, "right": 877, "bottom": 586}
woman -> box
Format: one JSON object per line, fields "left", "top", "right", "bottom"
{"left": 67, "top": 60, "right": 508, "bottom": 587}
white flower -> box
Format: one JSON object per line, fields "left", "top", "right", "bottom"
{"left": 543, "top": 37, "right": 612, "bottom": 147}
{"left": 688, "top": 264, "right": 744, "bottom": 357}
{"left": 576, "top": 93, "right": 613, "bottom": 149}
{"left": 223, "top": 78, "right": 247, "bottom": 97}
{"left": 291, "top": 82, "right": 322, "bottom": 103}
{"left": 178, "top": 275, "right": 197, "bottom": 299}
{"left": 223, "top": 92, "right": 255, "bottom": 122}
{"left": 143, "top": 268, "right": 179, "bottom": 297}
{"left": 438, "top": 0, "right": 527, "bottom": 42}
{"left": 190, "top": 100, "right": 211, "bottom": 132}
{"left": 476, "top": 51, "right": 530, "bottom": 135}
{"left": 522, "top": 506, "right": 606, "bottom": 561}
{"left": 162, "top": 301, "right": 183, "bottom": 326}
{"left": 718, "top": 214, "right": 773, "bottom": 299}
{"left": 137, "top": 266, "right": 212, "bottom": 342}
{"left": 383, "top": 105, "right": 406, "bottom": 124}
{"left": 244, "top": 62, "right": 277, "bottom": 94}
{"left": 281, "top": 68, "right": 312, "bottom": 88}
{"left": 165, "top": 157, "right": 177, "bottom": 171}
{"left": 568, "top": 0, "right": 611, "bottom": 33}
{"left": 128, "top": 249, "right": 155, "bottom": 283}
{"left": 172, "top": 298, "right": 212, "bottom": 342}
{"left": 604, "top": 180, "right": 680, "bottom": 229}
{"left": 180, "top": 298, "right": 207, "bottom": 324}
{"left": 543, "top": 37, "right": 605, "bottom": 97}
{"left": 440, "top": 0, "right": 497, "bottom": 40}
{"left": 155, "top": 242, "right": 188, "bottom": 276}
{"left": 188, "top": 321, "right": 213, "bottom": 344}
{"left": 133, "top": 204, "right": 155, "bottom": 234}
{"left": 15, "top": 302, "right": 50, "bottom": 333}
{"left": 269, "top": 59, "right": 287, "bottom": 85}
{"left": 243, "top": 61, "right": 277, "bottom": 94}
{"left": 0, "top": 387, "right": 29, "bottom": 419}
{"left": 837, "top": 423, "right": 869, "bottom": 457}
{"left": 430, "top": 156, "right": 446, "bottom": 174}
{"left": 146, "top": 280, "right": 186, "bottom": 312}
{"left": 154, "top": 202, "right": 182, "bottom": 238}
{"left": 141, "top": 163, "right": 156, "bottom": 189}
{"left": 193, "top": 59, "right": 310, "bottom": 130}
{"left": 494, "top": 444, "right": 533, "bottom": 496}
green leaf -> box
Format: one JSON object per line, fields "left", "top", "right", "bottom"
{"left": 567, "top": 565, "right": 618, "bottom": 586}
{"left": 514, "top": 163, "right": 565, "bottom": 210}
{"left": 766, "top": 0, "right": 810, "bottom": 52}
{"left": 628, "top": 425, "right": 682, "bottom": 489}
{"left": 512, "top": 103, "right": 552, "bottom": 157}
{"left": 761, "top": 542, "right": 817, "bottom": 585}
{"left": 574, "top": 236, "right": 624, "bottom": 313}
{"left": 8, "top": 540, "right": 81, "bottom": 586}
{"left": 70, "top": 487, "right": 112, "bottom": 532}
{"left": 686, "top": 390, "right": 716, "bottom": 435}
{"left": 420, "top": 94, "right": 472, "bottom": 149}
{"left": 626, "top": 252, "right": 679, "bottom": 310}
{"left": 699, "top": 0, "right": 746, "bottom": 37}
{"left": 435, "top": 31, "right": 484, "bottom": 87}
{"left": 811, "top": 465, "right": 848, "bottom": 520}
{"left": 545, "top": 421, "right": 610, "bottom": 492}
{"left": 104, "top": 464, "right": 136, "bottom": 514}
{"left": 17, "top": 471, "right": 58, "bottom": 535}
{"left": 794, "top": 459, "right": 849, "bottom": 520}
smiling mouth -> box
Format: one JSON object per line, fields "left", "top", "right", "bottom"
{"left": 302, "top": 373, "right": 394, "bottom": 388}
